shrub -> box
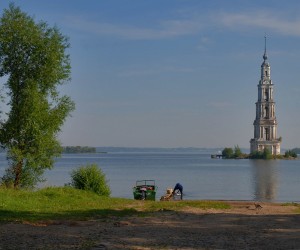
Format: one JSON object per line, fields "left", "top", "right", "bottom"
{"left": 262, "top": 148, "right": 273, "bottom": 159}
{"left": 284, "top": 150, "right": 297, "bottom": 158}
{"left": 222, "top": 147, "right": 234, "bottom": 159}
{"left": 249, "top": 150, "right": 263, "bottom": 159}
{"left": 70, "top": 164, "right": 111, "bottom": 196}
{"left": 233, "top": 145, "right": 243, "bottom": 158}
{"left": 250, "top": 148, "right": 272, "bottom": 159}
{"left": 291, "top": 148, "right": 300, "bottom": 154}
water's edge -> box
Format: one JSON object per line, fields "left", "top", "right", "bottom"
{"left": 0, "top": 152, "right": 299, "bottom": 202}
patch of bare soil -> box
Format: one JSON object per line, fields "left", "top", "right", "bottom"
{"left": 1, "top": 202, "right": 300, "bottom": 249}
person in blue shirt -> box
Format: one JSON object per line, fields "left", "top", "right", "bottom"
{"left": 173, "top": 183, "right": 183, "bottom": 200}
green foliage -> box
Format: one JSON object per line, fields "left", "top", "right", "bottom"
{"left": 0, "top": 186, "right": 132, "bottom": 221}
{"left": 70, "top": 164, "right": 111, "bottom": 197}
{"left": 284, "top": 150, "right": 297, "bottom": 158}
{"left": 0, "top": 4, "right": 75, "bottom": 188}
{"left": 291, "top": 148, "right": 300, "bottom": 154}
{"left": 222, "top": 146, "right": 246, "bottom": 159}
{"left": 233, "top": 145, "right": 242, "bottom": 158}
{"left": 250, "top": 150, "right": 263, "bottom": 159}
{"left": 263, "top": 148, "right": 273, "bottom": 159}
{"left": 250, "top": 148, "right": 273, "bottom": 159}
{"left": 0, "top": 186, "right": 231, "bottom": 222}
{"left": 222, "top": 147, "right": 234, "bottom": 159}
{"left": 1, "top": 163, "right": 45, "bottom": 189}
{"left": 146, "top": 200, "right": 230, "bottom": 211}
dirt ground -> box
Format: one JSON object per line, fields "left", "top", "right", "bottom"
{"left": 1, "top": 202, "right": 300, "bottom": 250}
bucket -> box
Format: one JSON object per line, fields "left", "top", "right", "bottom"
{"left": 173, "top": 192, "right": 182, "bottom": 201}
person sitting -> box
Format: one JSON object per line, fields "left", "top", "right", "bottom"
{"left": 140, "top": 186, "right": 147, "bottom": 200}
{"left": 173, "top": 183, "right": 183, "bottom": 200}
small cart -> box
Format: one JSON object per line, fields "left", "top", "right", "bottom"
{"left": 133, "top": 180, "right": 157, "bottom": 201}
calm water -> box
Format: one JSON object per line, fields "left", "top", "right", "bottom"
{"left": 0, "top": 152, "right": 300, "bottom": 202}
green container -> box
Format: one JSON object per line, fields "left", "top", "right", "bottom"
{"left": 133, "top": 180, "right": 157, "bottom": 201}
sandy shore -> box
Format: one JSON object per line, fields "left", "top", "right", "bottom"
{"left": 0, "top": 201, "right": 300, "bottom": 249}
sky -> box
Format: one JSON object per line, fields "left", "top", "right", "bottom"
{"left": 0, "top": 0, "right": 300, "bottom": 149}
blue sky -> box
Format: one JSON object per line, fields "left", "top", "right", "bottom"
{"left": 1, "top": 1, "right": 300, "bottom": 149}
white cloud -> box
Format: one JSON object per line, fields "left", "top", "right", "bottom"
{"left": 65, "top": 16, "right": 203, "bottom": 40}
{"left": 220, "top": 11, "right": 300, "bottom": 36}
{"left": 65, "top": 9, "right": 300, "bottom": 41}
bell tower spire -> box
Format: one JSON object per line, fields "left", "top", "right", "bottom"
{"left": 250, "top": 37, "right": 281, "bottom": 155}
{"left": 260, "top": 35, "right": 271, "bottom": 82}
{"left": 263, "top": 35, "right": 268, "bottom": 61}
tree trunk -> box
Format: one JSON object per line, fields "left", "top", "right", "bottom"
{"left": 14, "top": 161, "right": 22, "bottom": 188}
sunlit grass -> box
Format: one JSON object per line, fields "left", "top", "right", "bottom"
{"left": 0, "top": 187, "right": 230, "bottom": 222}
{"left": 282, "top": 202, "right": 300, "bottom": 213}
{"left": 144, "top": 200, "right": 230, "bottom": 211}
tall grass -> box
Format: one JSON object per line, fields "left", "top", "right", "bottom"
{"left": 0, "top": 187, "right": 230, "bottom": 222}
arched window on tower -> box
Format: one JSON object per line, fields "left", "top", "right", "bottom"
{"left": 265, "top": 70, "right": 268, "bottom": 77}
{"left": 265, "top": 128, "right": 270, "bottom": 140}
{"left": 265, "top": 90, "right": 269, "bottom": 101}
{"left": 264, "top": 106, "right": 269, "bottom": 119}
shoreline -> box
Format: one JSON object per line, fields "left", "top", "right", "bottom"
{"left": 0, "top": 201, "right": 299, "bottom": 249}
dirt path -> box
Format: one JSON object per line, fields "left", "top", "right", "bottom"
{"left": 1, "top": 202, "right": 300, "bottom": 249}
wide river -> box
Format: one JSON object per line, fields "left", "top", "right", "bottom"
{"left": 0, "top": 152, "right": 299, "bottom": 202}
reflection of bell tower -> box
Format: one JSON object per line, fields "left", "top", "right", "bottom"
{"left": 251, "top": 160, "right": 278, "bottom": 201}
{"left": 250, "top": 37, "right": 281, "bottom": 155}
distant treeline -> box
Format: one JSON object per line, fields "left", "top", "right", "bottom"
{"left": 221, "top": 145, "right": 298, "bottom": 160}
{"left": 63, "top": 146, "right": 96, "bottom": 154}
{"left": 291, "top": 148, "right": 300, "bottom": 154}
{"left": 95, "top": 147, "right": 223, "bottom": 153}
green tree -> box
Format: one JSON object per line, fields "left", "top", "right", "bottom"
{"left": 70, "top": 164, "right": 111, "bottom": 197}
{"left": 249, "top": 150, "right": 263, "bottom": 159}
{"left": 233, "top": 145, "right": 242, "bottom": 158}
{"left": 222, "top": 147, "right": 233, "bottom": 159}
{"left": 284, "top": 150, "right": 297, "bottom": 158}
{"left": 291, "top": 148, "right": 300, "bottom": 154}
{"left": 0, "top": 4, "right": 75, "bottom": 188}
{"left": 262, "top": 148, "right": 272, "bottom": 159}
{"left": 250, "top": 148, "right": 272, "bottom": 159}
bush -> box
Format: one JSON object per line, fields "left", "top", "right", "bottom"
{"left": 233, "top": 145, "right": 242, "bottom": 158}
{"left": 222, "top": 147, "right": 233, "bottom": 159}
{"left": 250, "top": 148, "right": 272, "bottom": 159}
{"left": 70, "top": 164, "right": 111, "bottom": 196}
{"left": 262, "top": 148, "right": 273, "bottom": 159}
{"left": 291, "top": 148, "right": 300, "bottom": 154}
{"left": 284, "top": 150, "right": 297, "bottom": 158}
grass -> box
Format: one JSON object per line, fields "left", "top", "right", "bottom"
{"left": 282, "top": 202, "right": 300, "bottom": 213}
{"left": 146, "top": 200, "right": 230, "bottom": 211}
{"left": 0, "top": 186, "right": 230, "bottom": 222}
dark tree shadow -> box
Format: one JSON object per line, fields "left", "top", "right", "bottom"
{"left": 1, "top": 208, "right": 300, "bottom": 249}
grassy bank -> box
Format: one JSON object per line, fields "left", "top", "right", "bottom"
{"left": 0, "top": 187, "right": 230, "bottom": 222}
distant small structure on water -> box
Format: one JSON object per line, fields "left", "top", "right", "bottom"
{"left": 211, "top": 150, "right": 223, "bottom": 159}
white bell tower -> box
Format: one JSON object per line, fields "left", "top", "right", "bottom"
{"left": 250, "top": 37, "right": 281, "bottom": 155}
